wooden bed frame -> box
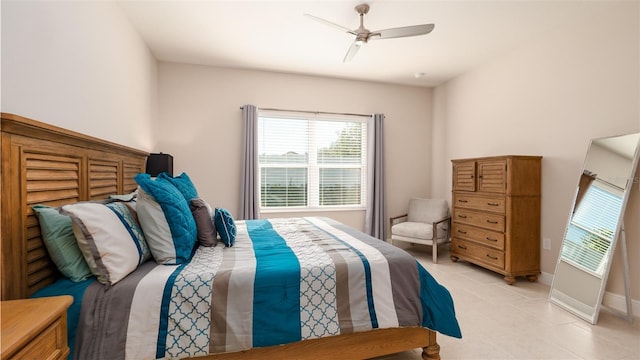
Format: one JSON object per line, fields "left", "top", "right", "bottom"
{"left": 0, "top": 113, "right": 442, "bottom": 360}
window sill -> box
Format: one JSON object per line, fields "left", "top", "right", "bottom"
{"left": 260, "top": 206, "right": 366, "bottom": 214}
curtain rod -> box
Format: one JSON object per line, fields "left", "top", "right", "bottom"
{"left": 239, "top": 106, "right": 371, "bottom": 118}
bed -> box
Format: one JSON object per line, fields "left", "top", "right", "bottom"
{"left": 0, "top": 113, "right": 461, "bottom": 360}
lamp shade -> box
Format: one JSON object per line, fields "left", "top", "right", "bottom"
{"left": 146, "top": 153, "right": 173, "bottom": 177}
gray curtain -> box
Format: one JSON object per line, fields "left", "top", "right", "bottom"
{"left": 239, "top": 104, "right": 260, "bottom": 220}
{"left": 365, "top": 113, "right": 386, "bottom": 240}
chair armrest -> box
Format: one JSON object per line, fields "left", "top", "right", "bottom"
{"left": 433, "top": 216, "right": 451, "bottom": 226}
{"left": 389, "top": 214, "right": 408, "bottom": 230}
{"left": 432, "top": 216, "right": 452, "bottom": 241}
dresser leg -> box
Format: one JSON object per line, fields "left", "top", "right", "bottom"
{"left": 503, "top": 275, "right": 516, "bottom": 285}
{"left": 450, "top": 255, "right": 459, "bottom": 262}
{"left": 526, "top": 274, "right": 539, "bottom": 282}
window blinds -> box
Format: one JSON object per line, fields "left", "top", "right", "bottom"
{"left": 258, "top": 113, "right": 367, "bottom": 209}
{"left": 561, "top": 180, "right": 623, "bottom": 276}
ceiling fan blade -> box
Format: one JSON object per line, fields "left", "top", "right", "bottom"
{"left": 304, "top": 14, "right": 356, "bottom": 35}
{"left": 343, "top": 41, "right": 361, "bottom": 62}
{"left": 371, "top": 24, "right": 434, "bottom": 40}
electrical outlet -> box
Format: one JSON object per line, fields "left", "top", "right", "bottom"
{"left": 543, "top": 237, "right": 551, "bottom": 250}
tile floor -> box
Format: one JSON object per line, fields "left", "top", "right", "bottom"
{"left": 373, "top": 244, "right": 639, "bottom": 360}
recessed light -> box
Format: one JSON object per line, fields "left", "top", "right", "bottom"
{"left": 414, "top": 72, "right": 426, "bottom": 79}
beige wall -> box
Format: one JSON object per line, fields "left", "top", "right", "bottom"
{"left": 4, "top": 0, "right": 638, "bottom": 309}
{"left": 156, "top": 63, "right": 432, "bottom": 231}
{"left": 1, "top": 1, "right": 157, "bottom": 150}
{"left": 432, "top": 2, "right": 639, "bottom": 304}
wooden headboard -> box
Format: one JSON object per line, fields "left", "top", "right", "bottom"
{"left": 1, "top": 113, "right": 148, "bottom": 300}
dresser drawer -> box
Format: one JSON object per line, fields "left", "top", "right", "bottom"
{"left": 11, "top": 318, "right": 67, "bottom": 360}
{"left": 1, "top": 296, "right": 72, "bottom": 360}
{"left": 452, "top": 223, "right": 505, "bottom": 250}
{"left": 453, "top": 208, "right": 505, "bottom": 232}
{"left": 453, "top": 193, "right": 505, "bottom": 214}
{"left": 451, "top": 238, "right": 505, "bottom": 269}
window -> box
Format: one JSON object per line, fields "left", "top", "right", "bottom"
{"left": 258, "top": 111, "right": 367, "bottom": 211}
{"left": 561, "top": 180, "right": 623, "bottom": 276}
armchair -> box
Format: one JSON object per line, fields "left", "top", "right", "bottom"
{"left": 390, "top": 198, "right": 451, "bottom": 263}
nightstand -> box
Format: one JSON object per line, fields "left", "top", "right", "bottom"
{"left": 1, "top": 295, "right": 73, "bottom": 360}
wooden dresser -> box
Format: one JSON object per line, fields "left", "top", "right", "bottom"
{"left": 450, "top": 155, "right": 541, "bottom": 284}
{"left": 1, "top": 295, "right": 72, "bottom": 360}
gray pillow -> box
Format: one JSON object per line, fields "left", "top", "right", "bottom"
{"left": 190, "top": 198, "right": 217, "bottom": 247}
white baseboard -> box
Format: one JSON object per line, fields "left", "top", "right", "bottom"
{"left": 540, "top": 271, "right": 638, "bottom": 320}
{"left": 539, "top": 271, "right": 554, "bottom": 285}
{"left": 602, "top": 291, "right": 639, "bottom": 320}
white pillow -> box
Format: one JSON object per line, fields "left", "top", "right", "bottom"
{"left": 134, "top": 174, "right": 197, "bottom": 264}
{"left": 60, "top": 201, "right": 151, "bottom": 286}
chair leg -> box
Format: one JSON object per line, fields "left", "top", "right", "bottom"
{"left": 433, "top": 242, "right": 438, "bottom": 264}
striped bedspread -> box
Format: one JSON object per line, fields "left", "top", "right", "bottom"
{"left": 75, "top": 217, "right": 461, "bottom": 360}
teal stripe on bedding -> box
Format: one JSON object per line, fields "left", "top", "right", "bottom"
{"left": 246, "top": 220, "right": 301, "bottom": 347}
{"left": 303, "top": 218, "right": 379, "bottom": 329}
{"left": 156, "top": 263, "right": 189, "bottom": 358}
{"left": 417, "top": 262, "right": 462, "bottom": 338}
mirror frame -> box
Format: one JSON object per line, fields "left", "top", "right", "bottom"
{"left": 550, "top": 132, "right": 640, "bottom": 324}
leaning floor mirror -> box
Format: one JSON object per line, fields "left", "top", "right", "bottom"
{"left": 550, "top": 132, "right": 640, "bottom": 324}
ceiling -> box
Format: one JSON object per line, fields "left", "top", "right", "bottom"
{"left": 117, "top": 1, "right": 605, "bottom": 87}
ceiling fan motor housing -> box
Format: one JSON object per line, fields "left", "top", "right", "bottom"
{"left": 355, "top": 4, "right": 370, "bottom": 15}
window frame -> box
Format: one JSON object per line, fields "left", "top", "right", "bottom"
{"left": 257, "top": 110, "right": 368, "bottom": 213}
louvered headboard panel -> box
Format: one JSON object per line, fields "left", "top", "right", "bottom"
{"left": 1, "top": 113, "right": 148, "bottom": 300}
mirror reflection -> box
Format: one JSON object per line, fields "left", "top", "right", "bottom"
{"left": 551, "top": 132, "right": 640, "bottom": 324}
{"left": 560, "top": 134, "right": 638, "bottom": 276}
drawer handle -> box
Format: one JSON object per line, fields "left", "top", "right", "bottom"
{"left": 457, "top": 230, "right": 467, "bottom": 234}
{"left": 457, "top": 244, "right": 467, "bottom": 250}
{"left": 487, "top": 202, "right": 500, "bottom": 206}
{"left": 486, "top": 254, "right": 498, "bottom": 260}
{"left": 458, "top": 214, "right": 467, "bottom": 219}
{"left": 486, "top": 237, "right": 498, "bottom": 242}
{"left": 486, "top": 220, "right": 498, "bottom": 224}
{"left": 458, "top": 199, "right": 468, "bottom": 203}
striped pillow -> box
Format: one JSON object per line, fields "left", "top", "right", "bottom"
{"left": 60, "top": 201, "right": 151, "bottom": 286}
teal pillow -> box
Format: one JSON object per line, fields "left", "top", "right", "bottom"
{"left": 32, "top": 205, "right": 93, "bottom": 282}
{"left": 135, "top": 173, "right": 197, "bottom": 264}
{"left": 158, "top": 172, "right": 198, "bottom": 201}
{"left": 214, "top": 208, "right": 236, "bottom": 247}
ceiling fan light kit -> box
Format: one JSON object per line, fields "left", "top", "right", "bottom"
{"left": 305, "top": 3, "right": 435, "bottom": 62}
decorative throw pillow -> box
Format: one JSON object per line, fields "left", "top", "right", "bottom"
{"left": 190, "top": 198, "right": 217, "bottom": 247}
{"left": 59, "top": 201, "right": 151, "bottom": 286}
{"left": 158, "top": 172, "right": 198, "bottom": 202}
{"left": 135, "top": 173, "right": 197, "bottom": 264}
{"left": 214, "top": 208, "right": 236, "bottom": 247}
{"left": 108, "top": 190, "right": 138, "bottom": 202}
{"left": 32, "top": 205, "right": 93, "bottom": 282}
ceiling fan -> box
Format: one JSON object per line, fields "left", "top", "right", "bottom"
{"left": 305, "top": 3, "right": 435, "bottom": 62}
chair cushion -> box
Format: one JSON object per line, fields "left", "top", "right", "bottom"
{"left": 392, "top": 221, "right": 434, "bottom": 240}
{"left": 391, "top": 221, "right": 448, "bottom": 240}
{"left": 407, "top": 198, "right": 448, "bottom": 223}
